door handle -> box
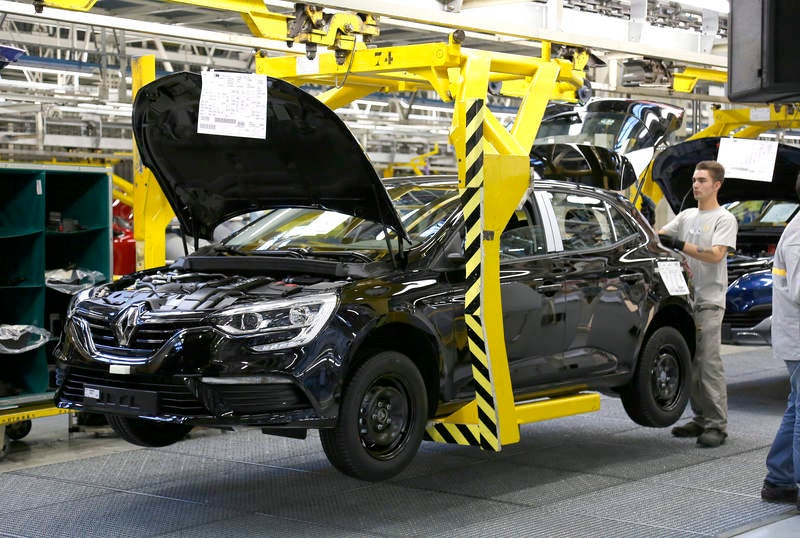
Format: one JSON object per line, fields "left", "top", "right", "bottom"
{"left": 620, "top": 272, "right": 643, "bottom": 283}
{"left": 537, "top": 283, "right": 561, "bottom": 294}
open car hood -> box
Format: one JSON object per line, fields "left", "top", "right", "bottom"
{"left": 652, "top": 137, "right": 800, "bottom": 214}
{"left": 132, "top": 71, "right": 405, "bottom": 241}
{"left": 531, "top": 143, "right": 637, "bottom": 190}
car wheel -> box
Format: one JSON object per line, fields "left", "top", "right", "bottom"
{"left": 5, "top": 420, "right": 32, "bottom": 441}
{"left": 620, "top": 326, "right": 691, "bottom": 427}
{"left": 106, "top": 415, "right": 193, "bottom": 447}
{"left": 320, "top": 350, "right": 428, "bottom": 481}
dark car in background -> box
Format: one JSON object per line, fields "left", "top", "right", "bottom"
{"left": 54, "top": 72, "right": 695, "bottom": 481}
{"left": 652, "top": 136, "right": 800, "bottom": 345}
{"left": 535, "top": 98, "right": 684, "bottom": 177}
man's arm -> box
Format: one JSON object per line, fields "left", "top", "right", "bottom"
{"left": 681, "top": 243, "right": 728, "bottom": 264}
{"left": 658, "top": 233, "right": 728, "bottom": 263}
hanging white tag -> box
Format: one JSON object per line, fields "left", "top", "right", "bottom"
{"left": 657, "top": 261, "right": 690, "bottom": 296}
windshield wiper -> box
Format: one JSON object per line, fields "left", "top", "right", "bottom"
{"left": 213, "top": 245, "right": 306, "bottom": 258}
{"left": 212, "top": 245, "right": 238, "bottom": 254}
{"left": 299, "top": 250, "right": 373, "bottom": 263}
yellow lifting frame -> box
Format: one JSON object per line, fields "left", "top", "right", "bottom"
{"left": 672, "top": 66, "right": 728, "bottom": 94}
{"left": 687, "top": 104, "right": 800, "bottom": 141}
{"left": 0, "top": 402, "right": 71, "bottom": 427}
{"left": 382, "top": 144, "right": 440, "bottom": 178}
{"left": 258, "top": 36, "right": 600, "bottom": 450}
{"left": 131, "top": 55, "right": 175, "bottom": 270}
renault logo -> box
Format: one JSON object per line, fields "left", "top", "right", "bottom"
{"left": 113, "top": 303, "right": 147, "bottom": 347}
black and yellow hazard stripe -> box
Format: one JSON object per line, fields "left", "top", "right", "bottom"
{"left": 423, "top": 422, "right": 481, "bottom": 445}
{"left": 424, "top": 98, "right": 500, "bottom": 450}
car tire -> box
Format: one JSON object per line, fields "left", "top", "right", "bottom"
{"left": 320, "top": 350, "right": 428, "bottom": 481}
{"left": 5, "top": 420, "right": 32, "bottom": 441}
{"left": 620, "top": 326, "right": 691, "bottom": 427}
{"left": 107, "top": 415, "right": 193, "bottom": 447}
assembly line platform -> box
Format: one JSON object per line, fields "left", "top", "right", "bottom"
{"left": 0, "top": 345, "right": 797, "bottom": 537}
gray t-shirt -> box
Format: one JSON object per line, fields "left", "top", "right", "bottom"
{"left": 771, "top": 213, "right": 800, "bottom": 362}
{"left": 661, "top": 206, "right": 738, "bottom": 308}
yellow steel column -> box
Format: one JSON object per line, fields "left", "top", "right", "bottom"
{"left": 131, "top": 56, "right": 174, "bottom": 270}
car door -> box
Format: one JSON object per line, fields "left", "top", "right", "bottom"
{"left": 499, "top": 199, "right": 570, "bottom": 390}
{"left": 586, "top": 198, "right": 651, "bottom": 370}
{"left": 545, "top": 189, "right": 624, "bottom": 380}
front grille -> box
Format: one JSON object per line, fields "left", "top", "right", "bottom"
{"left": 724, "top": 308, "right": 771, "bottom": 329}
{"left": 727, "top": 260, "right": 772, "bottom": 284}
{"left": 60, "top": 366, "right": 208, "bottom": 416}
{"left": 78, "top": 312, "right": 204, "bottom": 357}
{"left": 212, "top": 384, "right": 310, "bottom": 414}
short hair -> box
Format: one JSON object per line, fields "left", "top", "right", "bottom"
{"left": 695, "top": 160, "right": 725, "bottom": 183}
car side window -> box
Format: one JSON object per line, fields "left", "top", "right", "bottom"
{"left": 499, "top": 204, "right": 546, "bottom": 259}
{"left": 551, "top": 191, "right": 614, "bottom": 252}
{"left": 608, "top": 203, "right": 639, "bottom": 241}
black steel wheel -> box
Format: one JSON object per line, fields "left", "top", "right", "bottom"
{"left": 620, "top": 326, "right": 691, "bottom": 427}
{"left": 320, "top": 350, "right": 428, "bottom": 481}
{"left": 5, "top": 420, "right": 32, "bottom": 440}
{"left": 107, "top": 415, "right": 193, "bottom": 447}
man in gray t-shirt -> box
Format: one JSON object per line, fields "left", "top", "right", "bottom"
{"left": 658, "top": 160, "right": 737, "bottom": 448}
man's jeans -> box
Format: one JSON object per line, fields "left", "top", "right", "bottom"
{"left": 765, "top": 360, "right": 800, "bottom": 487}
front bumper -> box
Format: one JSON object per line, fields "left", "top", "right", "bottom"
{"left": 55, "top": 364, "right": 335, "bottom": 428}
{"left": 55, "top": 309, "right": 350, "bottom": 428}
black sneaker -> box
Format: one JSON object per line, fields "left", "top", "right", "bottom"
{"left": 697, "top": 428, "right": 727, "bottom": 448}
{"left": 671, "top": 422, "right": 704, "bottom": 438}
{"left": 761, "top": 480, "right": 798, "bottom": 503}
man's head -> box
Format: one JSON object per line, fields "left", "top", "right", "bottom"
{"left": 692, "top": 160, "right": 725, "bottom": 207}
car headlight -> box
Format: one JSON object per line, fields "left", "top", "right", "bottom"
{"left": 211, "top": 293, "right": 338, "bottom": 351}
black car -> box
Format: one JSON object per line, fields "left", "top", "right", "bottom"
{"left": 652, "top": 136, "right": 800, "bottom": 345}
{"left": 54, "top": 72, "right": 695, "bottom": 481}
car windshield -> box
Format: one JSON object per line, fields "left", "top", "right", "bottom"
{"left": 222, "top": 181, "right": 459, "bottom": 261}
{"left": 535, "top": 111, "right": 658, "bottom": 154}
{"left": 726, "top": 200, "right": 800, "bottom": 227}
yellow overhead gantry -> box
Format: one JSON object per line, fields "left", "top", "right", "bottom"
{"left": 36, "top": 0, "right": 601, "bottom": 451}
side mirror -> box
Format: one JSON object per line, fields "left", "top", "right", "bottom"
{"left": 445, "top": 251, "right": 466, "bottom": 266}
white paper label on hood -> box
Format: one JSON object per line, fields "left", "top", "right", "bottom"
{"left": 198, "top": 71, "right": 268, "bottom": 139}
{"left": 716, "top": 138, "right": 778, "bottom": 182}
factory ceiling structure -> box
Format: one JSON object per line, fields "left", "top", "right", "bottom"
{"left": 0, "top": 0, "right": 729, "bottom": 166}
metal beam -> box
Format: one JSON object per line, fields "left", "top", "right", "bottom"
{"left": 284, "top": 0, "right": 726, "bottom": 67}
{"left": 0, "top": 0, "right": 299, "bottom": 53}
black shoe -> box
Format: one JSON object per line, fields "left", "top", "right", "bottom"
{"left": 671, "top": 422, "right": 704, "bottom": 438}
{"left": 761, "top": 480, "right": 798, "bottom": 503}
{"left": 697, "top": 428, "right": 727, "bottom": 448}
